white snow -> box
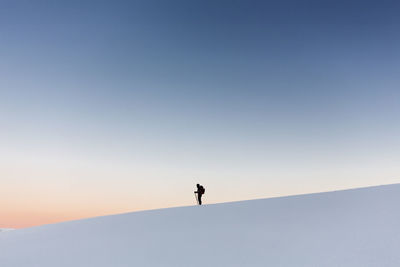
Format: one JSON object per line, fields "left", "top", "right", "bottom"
{"left": 1, "top": 184, "right": 400, "bottom": 266}
{"left": 0, "top": 229, "right": 13, "bottom": 232}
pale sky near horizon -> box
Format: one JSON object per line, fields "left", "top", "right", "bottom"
{"left": 1, "top": 0, "right": 400, "bottom": 228}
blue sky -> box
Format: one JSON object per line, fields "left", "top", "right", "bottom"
{"left": 1, "top": 0, "right": 400, "bottom": 227}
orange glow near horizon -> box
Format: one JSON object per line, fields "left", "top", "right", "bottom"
{"left": 0, "top": 182, "right": 202, "bottom": 229}
{"left": 2, "top": 163, "right": 398, "bottom": 229}
{"left": 1, "top": 204, "right": 152, "bottom": 229}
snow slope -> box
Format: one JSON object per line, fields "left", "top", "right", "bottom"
{"left": 1, "top": 184, "right": 400, "bottom": 267}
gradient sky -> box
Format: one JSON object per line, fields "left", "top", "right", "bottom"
{"left": 1, "top": 0, "right": 400, "bottom": 228}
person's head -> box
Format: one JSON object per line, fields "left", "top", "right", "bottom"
{"left": 196, "top": 184, "right": 200, "bottom": 188}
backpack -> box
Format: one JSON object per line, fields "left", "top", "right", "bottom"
{"left": 200, "top": 186, "right": 205, "bottom": 194}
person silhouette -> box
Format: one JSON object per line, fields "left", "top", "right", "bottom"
{"left": 194, "top": 184, "right": 205, "bottom": 205}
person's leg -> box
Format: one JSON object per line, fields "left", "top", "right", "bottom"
{"left": 198, "top": 194, "right": 202, "bottom": 205}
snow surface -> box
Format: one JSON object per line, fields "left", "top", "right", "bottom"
{"left": 1, "top": 184, "right": 400, "bottom": 267}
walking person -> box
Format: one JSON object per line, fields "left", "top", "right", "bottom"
{"left": 194, "top": 184, "right": 205, "bottom": 205}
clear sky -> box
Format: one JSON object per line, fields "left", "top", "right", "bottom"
{"left": 1, "top": 0, "right": 399, "bottom": 228}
